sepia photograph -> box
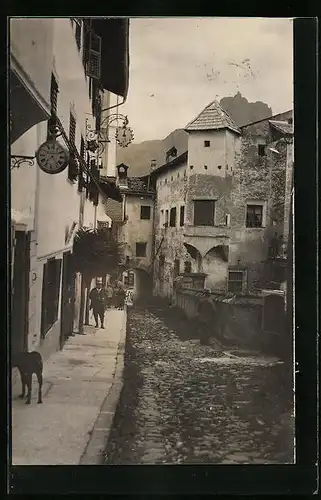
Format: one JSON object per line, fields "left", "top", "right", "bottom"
{"left": 10, "top": 17, "right": 295, "bottom": 468}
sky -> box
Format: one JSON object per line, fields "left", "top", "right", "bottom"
{"left": 120, "top": 17, "right": 293, "bottom": 143}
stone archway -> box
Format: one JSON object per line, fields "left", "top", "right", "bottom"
{"left": 203, "top": 244, "right": 229, "bottom": 291}
{"left": 122, "top": 266, "right": 153, "bottom": 303}
{"left": 183, "top": 243, "right": 202, "bottom": 272}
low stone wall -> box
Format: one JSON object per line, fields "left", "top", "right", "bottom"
{"left": 175, "top": 287, "right": 270, "bottom": 351}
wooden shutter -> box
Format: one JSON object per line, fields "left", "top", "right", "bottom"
{"left": 40, "top": 262, "right": 49, "bottom": 338}
{"left": 54, "top": 259, "right": 62, "bottom": 321}
{"left": 87, "top": 31, "right": 101, "bottom": 80}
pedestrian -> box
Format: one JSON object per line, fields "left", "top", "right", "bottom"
{"left": 115, "top": 280, "right": 126, "bottom": 309}
{"left": 89, "top": 277, "right": 107, "bottom": 328}
{"left": 106, "top": 281, "right": 114, "bottom": 309}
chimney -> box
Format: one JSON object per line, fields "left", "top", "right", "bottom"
{"left": 150, "top": 159, "right": 157, "bottom": 171}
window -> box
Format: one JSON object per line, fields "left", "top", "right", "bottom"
{"left": 184, "top": 261, "right": 192, "bottom": 273}
{"left": 174, "top": 259, "right": 180, "bottom": 277}
{"left": 204, "top": 165, "right": 208, "bottom": 170}
{"left": 165, "top": 178, "right": 168, "bottom": 184}
{"left": 190, "top": 165, "right": 194, "bottom": 170}
{"left": 171, "top": 176, "right": 173, "bottom": 181}
{"left": 246, "top": 204, "right": 263, "bottom": 228}
{"left": 169, "top": 207, "right": 177, "bottom": 227}
{"left": 47, "top": 74, "right": 59, "bottom": 139}
{"left": 180, "top": 205, "right": 185, "bottom": 227}
{"left": 194, "top": 200, "right": 215, "bottom": 226}
{"left": 128, "top": 271, "right": 135, "bottom": 286}
{"left": 225, "top": 213, "right": 231, "bottom": 226}
{"left": 165, "top": 210, "right": 169, "bottom": 227}
{"left": 228, "top": 270, "right": 245, "bottom": 293}
{"left": 140, "top": 205, "right": 151, "bottom": 220}
{"left": 41, "top": 258, "right": 62, "bottom": 338}
{"left": 136, "top": 242, "right": 147, "bottom": 257}
{"left": 177, "top": 172, "right": 180, "bottom": 178}
{"left": 258, "top": 144, "right": 266, "bottom": 156}
{"left": 204, "top": 140, "right": 210, "bottom": 147}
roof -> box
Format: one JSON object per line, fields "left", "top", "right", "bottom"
{"left": 240, "top": 110, "right": 293, "bottom": 129}
{"left": 269, "top": 120, "right": 293, "bottom": 135}
{"left": 126, "top": 176, "right": 154, "bottom": 196}
{"left": 99, "top": 177, "right": 123, "bottom": 202}
{"left": 185, "top": 100, "right": 241, "bottom": 134}
{"left": 151, "top": 150, "right": 188, "bottom": 176}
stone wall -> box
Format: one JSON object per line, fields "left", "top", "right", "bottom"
{"left": 175, "top": 287, "right": 286, "bottom": 355}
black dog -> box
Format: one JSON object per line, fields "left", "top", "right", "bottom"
{"left": 12, "top": 351, "right": 43, "bottom": 404}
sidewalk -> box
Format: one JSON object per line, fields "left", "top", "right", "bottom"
{"left": 11, "top": 307, "right": 127, "bottom": 465}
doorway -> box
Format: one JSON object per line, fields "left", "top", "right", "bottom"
{"left": 11, "top": 230, "right": 30, "bottom": 357}
{"left": 60, "top": 251, "right": 75, "bottom": 349}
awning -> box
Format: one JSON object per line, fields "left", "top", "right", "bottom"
{"left": 10, "top": 68, "right": 51, "bottom": 144}
{"left": 91, "top": 18, "right": 129, "bottom": 99}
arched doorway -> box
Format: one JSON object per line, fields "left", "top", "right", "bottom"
{"left": 203, "top": 245, "right": 229, "bottom": 291}
{"left": 183, "top": 243, "right": 202, "bottom": 272}
{"left": 121, "top": 267, "right": 153, "bottom": 303}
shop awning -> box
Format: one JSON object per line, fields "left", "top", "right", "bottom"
{"left": 91, "top": 18, "right": 129, "bottom": 99}
{"left": 10, "top": 67, "right": 51, "bottom": 144}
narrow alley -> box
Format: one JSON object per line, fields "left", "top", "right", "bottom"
{"left": 105, "top": 303, "right": 294, "bottom": 465}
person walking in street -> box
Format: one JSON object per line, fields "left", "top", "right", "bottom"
{"left": 106, "top": 281, "right": 114, "bottom": 309}
{"left": 89, "top": 277, "right": 107, "bottom": 328}
{"left": 115, "top": 280, "right": 126, "bottom": 310}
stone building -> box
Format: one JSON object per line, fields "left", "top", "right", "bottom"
{"left": 10, "top": 18, "right": 128, "bottom": 360}
{"left": 104, "top": 164, "right": 155, "bottom": 300}
{"left": 150, "top": 100, "right": 293, "bottom": 300}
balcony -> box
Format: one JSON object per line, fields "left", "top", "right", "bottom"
{"left": 183, "top": 224, "right": 230, "bottom": 259}
{"left": 183, "top": 224, "right": 231, "bottom": 239}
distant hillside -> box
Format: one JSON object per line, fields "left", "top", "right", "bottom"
{"left": 116, "top": 129, "right": 188, "bottom": 177}
{"left": 220, "top": 92, "right": 272, "bottom": 127}
{"left": 118, "top": 93, "right": 272, "bottom": 177}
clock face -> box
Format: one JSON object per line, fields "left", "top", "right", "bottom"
{"left": 36, "top": 140, "right": 69, "bottom": 174}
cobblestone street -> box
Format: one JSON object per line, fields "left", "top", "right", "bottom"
{"left": 105, "top": 303, "right": 294, "bottom": 465}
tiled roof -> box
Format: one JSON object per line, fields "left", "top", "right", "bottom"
{"left": 127, "top": 176, "right": 155, "bottom": 195}
{"left": 185, "top": 100, "right": 241, "bottom": 134}
{"left": 269, "top": 120, "right": 293, "bottom": 135}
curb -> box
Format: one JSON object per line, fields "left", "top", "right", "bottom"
{"left": 79, "top": 308, "right": 127, "bottom": 465}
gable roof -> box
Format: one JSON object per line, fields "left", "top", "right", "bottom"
{"left": 185, "top": 100, "right": 241, "bottom": 134}
{"left": 269, "top": 120, "right": 293, "bottom": 135}
{"left": 150, "top": 150, "right": 188, "bottom": 176}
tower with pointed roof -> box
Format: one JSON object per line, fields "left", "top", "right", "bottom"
{"left": 184, "top": 100, "right": 241, "bottom": 178}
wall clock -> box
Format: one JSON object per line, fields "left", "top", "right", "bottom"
{"left": 36, "top": 140, "right": 70, "bottom": 174}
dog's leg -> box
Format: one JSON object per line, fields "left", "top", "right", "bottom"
{"left": 19, "top": 370, "right": 26, "bottom": 399}
{"left": 36, "top": 371, "right": 43, "bottom": 404}
{"left": 25, "top": 373, "right": 32, "bottom": 404}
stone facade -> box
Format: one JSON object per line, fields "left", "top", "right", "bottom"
{"left": 149, "top": 103, "right": 293, "bottom": 299}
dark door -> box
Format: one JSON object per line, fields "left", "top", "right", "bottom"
{"left": 11, "top": 231, "right": 30, "bottom": 357}
{"left": 60, "top": 252, "right": 75, "bottom": 349}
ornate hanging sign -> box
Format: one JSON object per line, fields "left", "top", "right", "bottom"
{"left": 35, "top": 140, "right": 70, "bottom": 174}
{"left": 115, "top": 125, "right": 134, "bottom": 148}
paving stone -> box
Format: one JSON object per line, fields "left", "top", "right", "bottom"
{"left": 104, "top": 304, "right": 294, "bottom": 465}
